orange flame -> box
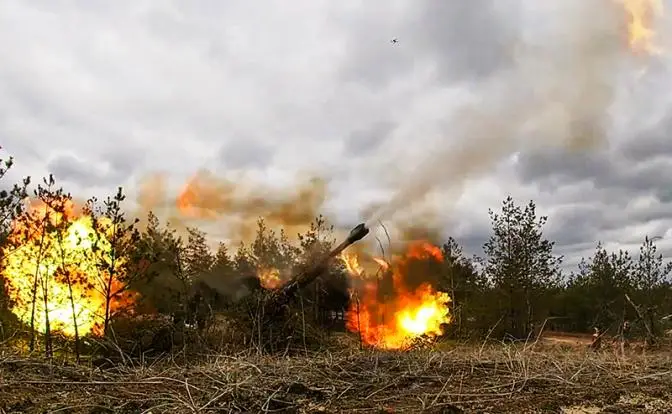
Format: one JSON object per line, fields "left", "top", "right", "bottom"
{"left": 342, "top": 241, "right": 451, "bottom": 350}
{"left": 620, "top": 0, "right": 664, "bottom": 55}
{"left": 372, "top": 257, "right": 389, "bottom": 271}
{"left": 1, "top": 198, "right": 138, "bottom": 337}
{"left": 341, "top": 252, "right": 365, "bottom": 278}
{"left": 257, "top": 267, "right": 283, "bottom": 289}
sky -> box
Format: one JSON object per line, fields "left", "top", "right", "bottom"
{"left": 2, "top": 0, "right": 672, "bottom": 272}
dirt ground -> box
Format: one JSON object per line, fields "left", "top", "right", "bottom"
{"left": 2, "top": 340, "right": 672, "bottom": 413}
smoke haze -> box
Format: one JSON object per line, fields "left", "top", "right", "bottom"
{"left": 366, "top": 1, "right": 627, "bottom": 226}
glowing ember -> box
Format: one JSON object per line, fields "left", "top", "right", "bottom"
{"left": 342, "top": 241, "right": 451, "bottom": 350}
{"left": 619, "top": 0, "right": 664, "bottom": 55}
{"left": 2, "top": 198, "right": 136, "bottom": 337}
{"left": 257, "top": 267, "right": 283, "bottom": 289}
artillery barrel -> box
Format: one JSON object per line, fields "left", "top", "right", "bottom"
{"left": 264, "top": 223, "right": 369, "bottom": 313}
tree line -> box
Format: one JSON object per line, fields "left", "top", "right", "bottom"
{"left": 0, "top": 150, "right": 671, "bottom": 355}
{"left": 446, "top": 197, "right": 672, "bottom": 343}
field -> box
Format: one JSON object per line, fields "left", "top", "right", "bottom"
{"left": 2, "top": 334, "right": 672, "bottom": 413}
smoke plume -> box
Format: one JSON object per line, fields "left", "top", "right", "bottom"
{"left": 365, "top": 1, "right": 630, "bottom": 226}
{"left": 135, "top": 169, "right": 329, "bottom": 243}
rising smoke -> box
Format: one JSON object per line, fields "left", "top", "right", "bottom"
{"left": 133, "top": 2, "right": 649, "bottom": 260}
{"left": 135, "top": 169, "right": 329, "bottom": 243}
{"left": 365, "top": 1, "right": 632, "bottom": 226}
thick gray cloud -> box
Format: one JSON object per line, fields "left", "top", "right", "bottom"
{"left": 344, "top": 121, "right": 396, "bottom": 155}
{"left": 46, "top": 149, "right": 142, "bottom": 188}
{"left": 620, "top": 113, "right": 672, "bottom": 163}
{"left": 412, "top": 1, "right": 520, "bottom": 83}
{"left": 340, "top": 1, "right": 519, "bottom": 88}
{"left": 514, "top": 118, "right": 672, "bottom": 270}
{"left": 47, "top": 153, "right": 105, "bottom": 188}
{"left": 1, "top": 0, "right": 672, "bottom": 274}
{"left": 218, "top": 137, "right": 274, "bottom": 170}
{"left": 518, "top": 142, "right": 672, "bottom": 196}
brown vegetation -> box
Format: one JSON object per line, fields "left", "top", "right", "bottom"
{"left": 2, "top": 340, "right": 672, "bottom": 413}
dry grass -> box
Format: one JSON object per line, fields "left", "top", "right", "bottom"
{"left": 2, "top": 336, "right": 672, "bottom": 413}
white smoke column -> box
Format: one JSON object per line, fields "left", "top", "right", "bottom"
{"left": 366, "top": 0, "right": 631, "bottom": 226}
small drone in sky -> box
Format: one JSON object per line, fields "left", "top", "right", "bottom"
{"left": 390, "top": 38, "right": 398, "bottom": 44}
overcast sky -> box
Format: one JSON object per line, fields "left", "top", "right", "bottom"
{"left": 2, "top": 0, "right": 672, "bottom": 272}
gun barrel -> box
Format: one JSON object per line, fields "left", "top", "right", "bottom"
{"left": 265, "top": 223, "right": 369, "bottom": 312}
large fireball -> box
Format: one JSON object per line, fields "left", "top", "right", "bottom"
{"left": 1, "top": 198, "right": 135, "bottom": 337}
{"left": 342, "top": 241, "right": 451, "bottom": 350}
{"left": 257, "top": 266, "right": 283, "bottom": 289}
